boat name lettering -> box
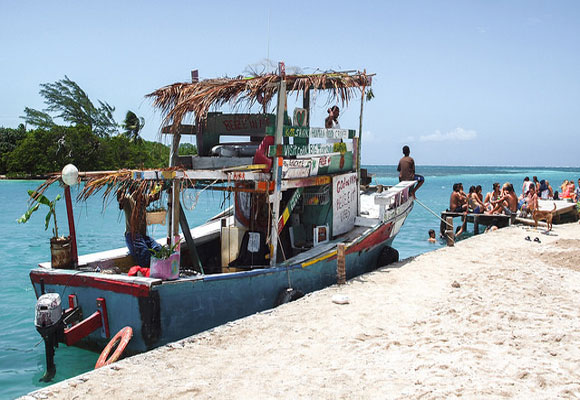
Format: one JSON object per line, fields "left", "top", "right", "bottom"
{"left": 336, "top": 174, "right": 357, "bottom": 194}
{"left": 222, "top": 117, "right": 269, "bottom": 132}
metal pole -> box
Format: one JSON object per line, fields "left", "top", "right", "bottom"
{"left": 270, "top": 63, "right": 286, "bottom": 267}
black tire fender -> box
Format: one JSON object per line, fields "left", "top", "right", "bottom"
{"left": 275, "top": 288, "right": 304, "bottom": 306}
{"left": 377, "top": 246, "right": 399, "bottom": 267}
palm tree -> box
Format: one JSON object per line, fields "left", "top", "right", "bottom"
{"left": 122, "top": 111, "right": 145, "bottom": 143}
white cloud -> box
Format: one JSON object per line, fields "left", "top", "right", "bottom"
{"left": 362, "top": 130, "right": 376, "bottom": 142}
{"left": 419, "top": 127, "right": 477, "bottom": 142}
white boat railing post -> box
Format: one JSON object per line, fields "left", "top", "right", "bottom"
{"left": 269, "top": 62, "right": 286, "bottom": 268}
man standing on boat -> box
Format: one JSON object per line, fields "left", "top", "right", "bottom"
{"left": 118, "top": 187, "right": 162, "bottom": 268}
{"left": 397, "top": 145, "right": 424, "bottom": 197}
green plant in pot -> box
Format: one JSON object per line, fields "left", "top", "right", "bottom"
{"left": 149, "top": 242, "right": 178, "bottom": 260}
{"left": 18, "top": 190, "right": 73, "bottom": 269}
{"left": 149, "top": 242, "right": 180, "bottom": 280}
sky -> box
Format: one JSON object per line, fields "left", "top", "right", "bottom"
{"left": 1, "top": 0, "right": 579, "bottom": 167}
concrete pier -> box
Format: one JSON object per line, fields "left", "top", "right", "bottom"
{"left": 22, "top": 223, "right": 580, "bottom": 399}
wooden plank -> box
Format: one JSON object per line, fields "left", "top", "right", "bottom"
{"left": 161, "top": 124, "right": 197, "bottom": 135}
{"left": 190, "top": 157, "right": 254, "bottom": 169}
{"left": 337, "top": 243, "right": 346, "bottom": 284}
{"left": 206, "top": 113, "right": 273, "bottom": 136}
{"left": 277, "top": 188, "right": 303, "bottom": 234}
{"left": 310, "top": 152, "right": 353, "bottom": 175}
{"left": 267, "top": 126, "right": 356, "bottom": 139}
{"left": 131, "top": 169, "right": 270, "bottom": 182}
{"left": 282, "top": 159, "right": 311, "bottom": 179}
{"left": 281, "top": 175, "right": 331, "bottom": 190}
{"left": 268, "top": 142, "right": 353, "bottom": 157}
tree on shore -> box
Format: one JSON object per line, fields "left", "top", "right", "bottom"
{"left": 21, "top": 76, "right": 118, "bottom": 137}
{"left": 122, "top": 111, "right": 145, "bottom": 143}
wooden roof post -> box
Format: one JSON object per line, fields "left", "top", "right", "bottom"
{"left": 168, "top": 127, "right": 182, "bottom": 246}
{"left": 269, "top": 62, "right": 286, "bottom": 267}
{"left": 357, "top": 73, "right": 366, "bottom": 216}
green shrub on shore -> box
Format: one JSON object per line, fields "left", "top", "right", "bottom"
{"left": 0, "top": 125, "right": 175, "bottom": 176}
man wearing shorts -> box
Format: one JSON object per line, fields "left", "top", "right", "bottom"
{"left": 397, "top": 145, "right": 424, "bottom": 197}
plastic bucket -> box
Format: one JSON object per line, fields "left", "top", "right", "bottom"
{"left": 150, "top": 252, "right": 180, "bottom": 280}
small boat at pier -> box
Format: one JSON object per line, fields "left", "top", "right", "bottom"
{"left": 29, "top": 65, "right": 416, "bottom": 380}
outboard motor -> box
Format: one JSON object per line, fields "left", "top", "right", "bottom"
{"left": 35, "top": 293, "right": 64, "bottom": 382}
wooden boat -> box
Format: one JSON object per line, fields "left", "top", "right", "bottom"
{"left": 29, "top": 65, "right": 416, "bottom": 379}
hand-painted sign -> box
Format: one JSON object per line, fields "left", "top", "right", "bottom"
{"left": 266, "top": 126, "right": 356, "bottom": 139}
{"left": 277, "top": 188, "right": 303, "bottom": 233}
{"left": 206, "top": 113, "right": 273, "bottom": 136}
{"left": 293, "top": 108, "right": 308, "bottom": 127}
{"left": 282, "top": 159, "right": 312, "bottom": 179}
{"left": 268, "top": 142, "right": 352, "bottom": 157}
{"left": 332, "top": 172, "right": 358, "bottom": 236}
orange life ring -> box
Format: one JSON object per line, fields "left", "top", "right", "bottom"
{"left": 95, "top": 326, "right": 133, "bottom": 369}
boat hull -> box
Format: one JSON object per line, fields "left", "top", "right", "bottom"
{"left": 30, "top": 198, "right": 413, "bottom": 354}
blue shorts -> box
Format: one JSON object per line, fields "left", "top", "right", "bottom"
{"left": 125, "top": 232, "right": 162, "bottom": 268}
{"left": 414, "top": 174, "right": 424, "bottom": 182}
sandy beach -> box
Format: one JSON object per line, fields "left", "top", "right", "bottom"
{"left": 23, "top": 223, "right": 580, "bottom": 400}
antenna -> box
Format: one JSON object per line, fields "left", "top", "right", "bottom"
{"left": 267, "top": 8, "right": 271, "bottom": 61}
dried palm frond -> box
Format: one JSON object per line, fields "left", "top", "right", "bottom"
{"left": 147, "top": 71, "right": 373, "bottom": 133}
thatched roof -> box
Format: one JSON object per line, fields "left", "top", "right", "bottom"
{"left": 147, "top": 71, "right": 372, "bottom": 132}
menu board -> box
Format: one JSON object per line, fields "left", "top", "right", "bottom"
{"left": 332, "top": 172, "right": 358, "bottom": 236}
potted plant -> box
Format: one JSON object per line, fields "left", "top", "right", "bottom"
{"left": 18, "top": 190, "right": 73, "bottom": 269}
{"left": 149, "top": 241, "right": 180, "bottom": 280}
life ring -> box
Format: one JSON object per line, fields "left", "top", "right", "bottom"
{"left": 95, "top": 326, "right": 133, "bottom": 369}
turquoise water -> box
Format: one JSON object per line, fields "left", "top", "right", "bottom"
{"left": 1, "top": 165, "right": 579, "bottom": 399}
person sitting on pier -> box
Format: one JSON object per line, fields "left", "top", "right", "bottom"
{"left": 397, "top": 145, "right": 424, "bottom": 197}
{"left": 520, "top": 183, "right": 538, "bottom": 217}
{"left": 484, "top": 183, "right": 501, "bottom": 212}
{"left": 467, "top": 185, "right": 484, "bottom": 214}
{"left": 450, "top": 183, "right": 468, "bottom": 213}
{"left": 489, "top": 183, "right": 518, "bottom": 215}
{"left": 521, "top": 177, "right": 532, "bottom": 198}
{"left": 533, "top": 176, "right": 540, "bottom": 191}
{"left": 476, "top": 185, "right": 484, "bottom": 202}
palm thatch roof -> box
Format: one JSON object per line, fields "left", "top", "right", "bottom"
{"left": 147, "top": 71, "right": 373, "bottom": 132}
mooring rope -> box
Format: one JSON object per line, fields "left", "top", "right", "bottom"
{"left": 413, "top": 198, "right": 453, "bottom": 228}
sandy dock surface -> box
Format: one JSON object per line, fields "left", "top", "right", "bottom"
{"left": 23, "top": 223, "right": 580, "bottom": 399}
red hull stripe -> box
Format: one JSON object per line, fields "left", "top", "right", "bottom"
{"left": 30, "top": 271, "right": 151, "bottom": 297}
{"left": 346, "top": 223, "right": 394, "bottom": 255}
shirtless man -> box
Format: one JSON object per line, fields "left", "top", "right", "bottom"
{"left": 489, "top": 183, "right": 518, "bottom": 215}
{"left": 397, "top": 145, "right": 424, "bottom": 197}
{"left": 449, "top": 183, "right": 468, "bottom": 212}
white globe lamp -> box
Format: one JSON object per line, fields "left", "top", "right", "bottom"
{"left": 61, "top": 164, "right": 79, "bottom": 186}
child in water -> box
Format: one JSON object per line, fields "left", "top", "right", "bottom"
{"left": 428, "top": 229, "right": 437, "bottom": 243}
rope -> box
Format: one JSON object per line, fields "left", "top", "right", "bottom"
{"left": 413, "top": 198, "right": 453, "bottom": 228}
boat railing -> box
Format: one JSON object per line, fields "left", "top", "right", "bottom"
{"left": 374, "top": 181, "right": 415, "bottom": 222}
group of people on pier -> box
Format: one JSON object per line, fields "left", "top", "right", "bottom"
{"left": 449, "top": 176, "right": 580, "bottom": 218}
{"left": 450, "top": 182, "right": 520, "bottom": 216}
